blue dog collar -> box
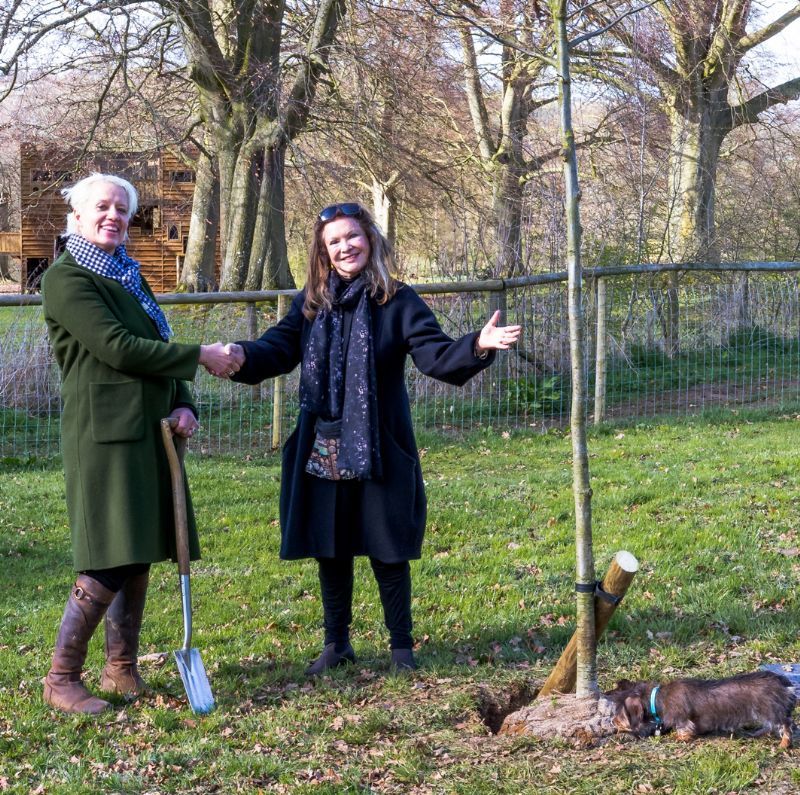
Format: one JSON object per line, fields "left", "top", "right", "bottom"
{"left": 650, "top": 685, "right": 663, "bottom": 733}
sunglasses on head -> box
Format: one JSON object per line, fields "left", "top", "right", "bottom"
{"left": 318, "top": 203, "right": 363, "bottom": 222}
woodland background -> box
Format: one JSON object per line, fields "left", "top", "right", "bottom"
{"left": 0, "top": 0, "right": 799, "bottom": 294}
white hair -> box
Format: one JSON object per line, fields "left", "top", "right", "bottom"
{"left": 61, "top": 173, "right": 138, "bottom": 235}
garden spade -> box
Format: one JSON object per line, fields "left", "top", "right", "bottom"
{"left": 161, "top": 418, "right": 215, "bottom": 714}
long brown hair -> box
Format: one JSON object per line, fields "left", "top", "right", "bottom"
{"left": 303, "top": 204, "right": 398, "bottom": 320}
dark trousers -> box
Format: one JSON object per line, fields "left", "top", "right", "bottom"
{"left": 81, "top": 563, "right": 150, "bottom": 593}
{"left": 317, "top": 557, "right": 413, "bottom": 650}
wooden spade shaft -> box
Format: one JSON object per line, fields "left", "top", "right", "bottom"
{"left": 537, "top": 550, "right": 639, "bottom": 698}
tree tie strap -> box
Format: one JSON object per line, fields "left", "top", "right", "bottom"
{"left": 574, "top": 580, "right": 623, "bottom": 606}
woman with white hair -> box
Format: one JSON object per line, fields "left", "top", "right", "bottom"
{"left": 40, "top": 172, "right": 237, "bottom": 714}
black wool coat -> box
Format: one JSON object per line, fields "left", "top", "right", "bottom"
{"left": 233, "top": 284, "right": 495, "bottom": 563}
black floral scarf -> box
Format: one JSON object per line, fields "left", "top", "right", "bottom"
{"left": 299, "top": 272, "right": 382, "bottom": 480}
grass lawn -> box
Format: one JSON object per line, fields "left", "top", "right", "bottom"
{"left": 1, "top": 412, "right": 799, "bottom": 793}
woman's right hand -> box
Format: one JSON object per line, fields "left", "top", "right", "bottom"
{"left": 476, "top": 310, "right": 522, "bottom": 353}
{"left": 199, "top": 342, "right": 243, "bottom": 378}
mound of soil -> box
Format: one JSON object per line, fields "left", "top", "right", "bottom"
{"left": 499, "top": 693, "right": 620, "bottom": 747}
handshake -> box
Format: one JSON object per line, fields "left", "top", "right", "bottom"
{"left": 199, "top": 342, "right": 246, "bottom": 379}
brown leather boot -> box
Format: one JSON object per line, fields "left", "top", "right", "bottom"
{"left": 100, "top": 571, "right": 149, "bottom": 696}
{"left": 43, "top": 575, "right": 115, "bottom": 714}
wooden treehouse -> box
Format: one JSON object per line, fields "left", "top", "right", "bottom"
{"left": 0, "top": 144, "right": 212, "bottom": 292}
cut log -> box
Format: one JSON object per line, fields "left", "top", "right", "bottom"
{"left": 538, "top": 550, "right": 639, "bottom": 698}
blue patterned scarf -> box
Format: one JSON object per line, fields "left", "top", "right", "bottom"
{"left": 66, "top": 234, "right": 173, "bottom": 341}
{"left": 300, "top": 272, "right": 382, "bottom": 480}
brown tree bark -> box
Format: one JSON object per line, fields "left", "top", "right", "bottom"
{"left": 459, "top": 17, "right": 543, "bottom": 278}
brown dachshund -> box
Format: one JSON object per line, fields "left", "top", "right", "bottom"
{"left": 605, "top": 671, "right": 796, "bottom": 748}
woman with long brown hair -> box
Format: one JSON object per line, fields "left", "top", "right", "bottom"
{"left": 227, "top": 202, "right": 520, "bottom": 673}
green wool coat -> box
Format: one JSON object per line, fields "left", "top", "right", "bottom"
{"left": 41, "top": 250, "right": 202, "bottom": 571}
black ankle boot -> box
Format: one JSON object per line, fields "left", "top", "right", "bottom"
{"left": 305, "top": 642, "right": 356, "bottom": 676}
{"left": 390, "top": 648, "right": 417, "bottom": 671}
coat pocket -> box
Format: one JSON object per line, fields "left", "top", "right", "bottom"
{"left": 377, "top": 431, "right": 421, "bottom": 522}
{"left": 90, "top": 380, "right": 145, "bottom": 443}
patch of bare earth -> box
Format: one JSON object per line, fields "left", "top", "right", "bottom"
{"left": 602, "top": 380, "right": 800, "bottom": 420}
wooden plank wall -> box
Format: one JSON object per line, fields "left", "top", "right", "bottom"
{"left": 18, "top": 144, "right": 215, "bottom": 292}
{"left": 0, "top": 231, "right": 20, "bottom": 255}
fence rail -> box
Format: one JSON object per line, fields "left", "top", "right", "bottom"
{"left": 3, "top": 263, "right": 800, "bottom": 458}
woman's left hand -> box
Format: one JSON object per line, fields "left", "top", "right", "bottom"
{"left": 169, "top": 407, "right": 199, "bottom": 439}
{"left": 477, "top": 310, "right": 522, "bottom": 352}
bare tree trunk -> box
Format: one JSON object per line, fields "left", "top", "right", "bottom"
{"left": 177, "top": 0, "right": 346, "bottom": 291}
{"left": 371, "top": 173, "right": 399, "bottom": 249}
{"left": 492, "top": 159, "right": 524, "bottom": 277}
{"left": 458, "top": 16, "right": 541, "bottom": 280}
{"left": 538, "top": 551, "right": 639, "bottom": 697}
{"left": 219, "top": 143, "right": 259, "bottom": 291}
{"left": 665, "top": 271, "right": 680, "bottom": 357}
{"left": 661, "top": 101, "right": 728, "bottom": 354}
{"left": 0, "top": 198, "right": 11, "bottom": 279}
{"left": 552, "top": 0, "right": 597, "bottom": 697}
{"left": 180, "top": 147, "right": 219, "bottom": 291}
{"left": 247, "top": 145, "right": 295, "bottom": 290}
{"left": 736, "top": 272, "right": 751, "bottom": 327}
{"left": 591, "top": 0, "right": 800, "bottom": 272}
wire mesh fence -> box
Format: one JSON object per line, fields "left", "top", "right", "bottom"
{"left": 2, "top": 265, "right": 800, "bottom": 459}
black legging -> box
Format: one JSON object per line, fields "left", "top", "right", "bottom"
{"left": 81, "top": 563, "right": 150, "bottom": 593}
{"left": 317, "top": 557, "right": 413, "bottom": 650}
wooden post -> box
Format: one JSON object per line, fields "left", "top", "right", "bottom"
{"left": 594, "top": 276, "right": 607, "bottom": 425}
{"left": 271, "top": 294, "right": 289, "bottom": 450}
{"left": 537, "top": 551, "right": 639, "bottom": 698}
{"left": 247, "top": 301, "right": 260, "bottom": 402}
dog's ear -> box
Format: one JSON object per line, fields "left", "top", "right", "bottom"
{"left": 623, "top": 695, "right": 645, "bottom": 730}
{"left": 611, "top": 693, "right": 645, "bottom": 732}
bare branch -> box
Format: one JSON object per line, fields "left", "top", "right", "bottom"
{"left": 425, "top": 0, "right": 557, "bottom": 68}
{"left": 737, "top": 2, "right": 800, "bottom": 53}
{"left": 459, "top": 21, "right": 495, "bottom": 160}
{"left": 0, "top": 0, "right": 130, "bottom": 75}
{"left": 568, "top": 0, "right": 659, "bottom": 49}
{"left": 284, "top": 0, "right": 346, "bottom": 141}
{"left": 728, "top": 76, "right": 800, "bottom": 128}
